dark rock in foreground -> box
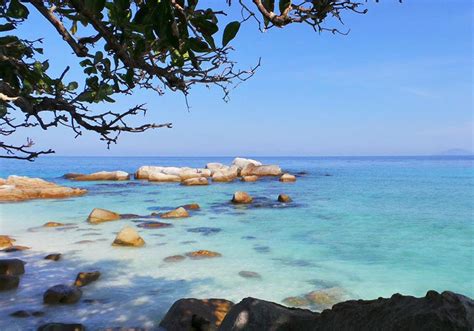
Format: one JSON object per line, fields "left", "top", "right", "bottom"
{"left": 44, "top": 253, "right": 62, "bottom": 261}
{"left": 159, "top": 298, "right": 234, "bottom": 331}
{"left": 0, "top": 275, "right": 20, "bottom": 291}
{"left": 74, "top": 271, "right": 101, "bottom": 287}
{"left": 37, "top": 323, "right": 85, "bottom": 331}
{"left": 0, "top": 258, "right": 25, "bottom": 276}
{"left": 217, "top": 291, "right": 474, "bottom": 331}
{"left": 43, "top": 284, "right": 82, "bottom": 304}
{"left": 219, "top": 297, "right": 318, "bottom": 330}
{"left": 314, "top": 290, "right": 474, "bottom": 331}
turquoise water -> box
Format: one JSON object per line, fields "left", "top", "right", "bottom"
{"left": 0, "top": 156, "right": 473, "bottom": 330}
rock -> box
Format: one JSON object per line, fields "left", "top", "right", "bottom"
{"left": 0, "top": 275, "right": 20, "bottom": 291}
{"left": 232, "top": 157, "right": 262, "bottom": 169}
{"left": 74, "top": 271, "right": 101, "bottom": 287}
{"left": 149, "top": 173, "right": 182, "bottom": 182}
{"left": 314, "top": 290, "right": 474, "bottom": 331}
{"left": 0, "top": 176, "right": 87, "bottom": 202}
{"left": 305, "top": 287, "right": 346, "bottom": 309}
{"left": 43, "top": 221, "right": 65, "bottom": 227}
{"left": 0, "top": 259, "right": 25, "bottom": 275}
{"left": 2, "top": 245, "right": 30, "bottom": 252}
{"left": 212, "top": 172, "right": 235, "bottom": 183}
{"left": 280, "top": 173, "right": 296, "bottom": 182}
{"left": 163, "top": 255, "right": 186, "bottom": 263}
{"left": 68, "top": 171, "right": 130, "bottom": 181}
{"left": 87, "top": 208, "right": 121, "bottom": 224}
{"left": 44, "top": 253, "right": 62, "bottom": 261}
{"left": 238, "top": 271, "right": 261, "bottom": 279}
{"left": 278, "top": 194, "right": 292, "bottom": 202}
{"left": 187, "top": 227, "right": 222, "bottom": 236}
{"left": 37, "top": 323, "right": 85, "bottom": 331}
{"left": 112, "top": 227, "right": 145, "bottom": 247}
{"left": 63, "top": 173, "right": 83, "bottom": 179}
{"left": 179, "top": 168, "right": 211, "bottom": 180}
{"left": 10, "top": 310, "right": 30, "bottom": 318}
{"left": 231, "top": 191, "right": 252, "bottom": 204}
{"left": 135, "top": 166, "right": 163, "bottom": 180}
{"left": 282, "top": 296, "right": 311, "bottom": 307}
{"left": 160, "top": 207, "right": 189, "bottom": 219}
{"left": 240, "top": 164, "right": 282, "bottom": 177}
{"left": 185, "top": 250, "right": 222, "bottom": 259}
{"left": 219, "top": 297, "right": 318, "bottom": 330}
{"left": 0, "top": 235, "right": 14, "bottom": 249}
{"left": 181, "top": 177, "right": 209, "bottom": 186}
{"left": 137, "top": 221, "right": 173, "bottom": 229}
{"left": 159, "top": 298, "right": 234, "bottom": 331}
{"left": 241, "top": 175, "right": 258, "bottom": 182}
{"left": 43, "top": 284, "right": 82, "bottom": 304}
{"left": 180, "top": 203, "right": 200, "bottom": 210}
{"left": 206, "top": 162, "right": 227, "bottom": 171}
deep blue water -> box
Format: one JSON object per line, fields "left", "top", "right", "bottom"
{"left": 0, "top": 156, "right": 472, "bottom": 330}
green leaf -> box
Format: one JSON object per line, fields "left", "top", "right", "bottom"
{"left": 0, "top": 23, "right": 15, "bottom": 32}
{"left": 94, "top": 51, "right": 103, "bottom": 64}
{"left": 188, "top": 37, "right": 209, "bottom": 53}
{"left": 222, "top": 21, "right": 240, "bottom": 47}
{"left": 7, "top": 0, "right": 29, "bottom": 19}
{"left": 191, "top": 17, "right": 218, "bottom": 36}
{"left": 279, "top": 0, "right": 291, "bottom": 13}
{"left": 71, "top": 21, "right": 78, "bottom": 35}
{"left": 67, "top": 82, "right": 79, "bottom": 91}
{"left": 76, "top": 91, "right": 96, "bottom": 102}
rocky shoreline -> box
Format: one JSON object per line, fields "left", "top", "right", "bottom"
{"left": 1, "top": 157, "right": 472, "bottom": 330}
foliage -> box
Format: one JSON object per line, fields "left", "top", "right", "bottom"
{"left": 0, "top": 0, "right": 371, "bottom": 160}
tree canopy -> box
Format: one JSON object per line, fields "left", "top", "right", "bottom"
{"left": 0, "top": 0, "right": 372, "bottom": 160}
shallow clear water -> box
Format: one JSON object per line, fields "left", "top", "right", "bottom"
{"left": 0, "top": 156, "right": 473, "bottom": 330}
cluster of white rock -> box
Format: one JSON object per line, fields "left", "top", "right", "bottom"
{"left": 135, "top": 157, "right": 287, "bottom": 184}
{"left": 61, "top": 158, "right": 296, "bottom": 185}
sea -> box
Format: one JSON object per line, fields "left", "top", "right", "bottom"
{"left": 0, "top": 156, "right": 472, "bottom": 330}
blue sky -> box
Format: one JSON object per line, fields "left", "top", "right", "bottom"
{"left": 9, "top": 1, "right": 473, "bottom": 156}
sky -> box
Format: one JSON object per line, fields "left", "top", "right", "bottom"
{"left": 8, "top": 1, "right": 474, "bottom": 156}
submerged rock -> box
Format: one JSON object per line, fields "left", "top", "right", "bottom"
{"left": 160, "top": 207, "right": 189, "bottom": 219}
{"left": 74, "top": 271, "right": 101, "bottom": 287}
{"left": 0, "top": 275, "right": 20, "bottom": 291}
{"left": 180, "top": 203, "right": 200, "bottom": 210}
{"left": 44, "top": 253, "right": 62, "bottom": 261}
{"left": 43, "top": 284, "right": 82, "bottom": 304}
{"left": 305, "top": 287, "right": 346, "bottom": 309}
{"left": 280, "top": 173, "right": 297, "bottom": 182}
{"left": 37, "top": 323, "right": 85, "bottom": 331}
{"left": 2, "top": 245, "right": 30, "bottom": 252}
{"left": 0, "top": 259, "right": 25, "bottom": 275}
{"left": 219, "top": 297, "right": 318, "bottom": 330}
{"left": 278, "top": 194, "right": 292, "bottom": 202}
{"left": 0, "top": 176, "right": 87, "bottom": 202}
{"left": 159, "top": 298, "right": 234, "bottom": 331}
{"left": 282, "top": 296, "right": 311, "bottom": 307}
{"left": 185, "top": 250, "right": 222, "bottom": 259}
{"left": 187, "top": 227, "right": 222, "bottom": 236}
{"left": 231, "top": 191, "right": 253, "bottom": 204}
{"left": 163, "top": 255, "right": 186, "bottom": 263}
{"left": 68, "top": 171, "right": 130, "bottom": 181}
{"left": 112, "top": 227, "right": 145, "bottom": 247}
{"left": 43, "top": 221, "right": 65, "bottom": 227}
{"left": 238, "top": 271, "right": 261, "bottom": 279}
{"left": 87, "top": 208, "right": 121, "bottom": 224}
{"left": 181, "top": 177, "right": 209, "bottom": 186}
{"left": 10, "top": 310, "right": 30, "bottom": 318}
{"left": 137, "top": 221, "right": 173, "bottom": 229}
